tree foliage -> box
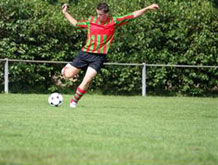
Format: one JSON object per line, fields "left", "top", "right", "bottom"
{"left": 0, "top": 0, "right": 217, "bottom": 95}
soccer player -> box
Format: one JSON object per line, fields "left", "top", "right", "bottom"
{"left": 61, "top": 2, "right": 159, "bottom": 108}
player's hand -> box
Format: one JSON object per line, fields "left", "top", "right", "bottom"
{"left": 148, "top": 4, "right": 159, "bottom": 10}
{"left": 62, "top": 3, "right": 68, "bottom": 14}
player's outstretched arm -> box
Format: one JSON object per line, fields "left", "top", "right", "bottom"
{"left": 133, "top": 4, "right": 159, "bottom": 18}
{"left": 62, "top": 4, "right": 77, "bottom": 26}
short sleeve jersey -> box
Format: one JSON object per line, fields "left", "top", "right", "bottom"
{"left": 75, "top": 13, "right": 134, "bottom": 54}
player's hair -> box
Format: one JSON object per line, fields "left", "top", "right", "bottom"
{"left": 97, "top": 2, "right": 110, "bottom": 13}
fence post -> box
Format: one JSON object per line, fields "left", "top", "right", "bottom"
{"left": 4, "top": 58, "right": 9, "bottom": 94}
{"left": 142, "top": 63, "right": 146, "bottom": 96}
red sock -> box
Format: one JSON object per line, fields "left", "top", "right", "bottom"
{"left": 71, "top": 87, "right": 86, "bottom": 104}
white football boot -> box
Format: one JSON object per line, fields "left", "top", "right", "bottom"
{"left": 70, "top": 100, "right": 77, "bottom": 108}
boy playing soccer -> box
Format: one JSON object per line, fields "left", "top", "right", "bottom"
{"left": 61, "top": 2, "right": 159, "bottom": 108}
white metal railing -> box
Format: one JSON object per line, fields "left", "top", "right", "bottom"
{"left": 0, "top": 58, "right": 217, "bottom": 96}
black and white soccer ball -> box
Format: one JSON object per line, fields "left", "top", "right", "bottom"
{"left": 48, "top": 93, "right": 63, "bottom": 107}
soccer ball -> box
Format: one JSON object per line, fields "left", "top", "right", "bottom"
{"left": 48, "top": 93, "right": 63, "bottom": 107}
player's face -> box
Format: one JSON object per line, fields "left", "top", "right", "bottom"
{"left": 96, "top": 9, "right": 109, "bottom": 22}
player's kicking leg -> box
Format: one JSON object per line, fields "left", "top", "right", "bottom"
{"left": 61, "top": 63, "right": 80, "bottom": 107}
{"left": 61, "top": 63, "right": 80, "bottom": 78}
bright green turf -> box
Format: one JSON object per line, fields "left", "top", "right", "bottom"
{"left": 0, "top": 94, "right": 217, "bottom": 165}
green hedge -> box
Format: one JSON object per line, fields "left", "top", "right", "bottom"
{"left": 0, "top": 0, "right": 217, "bottom": 95}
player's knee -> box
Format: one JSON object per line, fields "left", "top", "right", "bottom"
{"left": 62, "top": 67, "right": 73, "bottom": 78}
{"left": 64, "top": 68, "right": 73, "bottom": 78}
{"left": 61, "top": 64, "right": 76, "bottom": 78}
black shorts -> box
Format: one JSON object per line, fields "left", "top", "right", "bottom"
{"left": 71, "top": 51, "right": 106, "bottom": 73}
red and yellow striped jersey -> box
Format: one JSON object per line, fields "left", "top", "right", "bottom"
{"left": 76, "top": 13, "right": 134, "bottom": 54}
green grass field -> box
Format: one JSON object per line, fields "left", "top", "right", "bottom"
{"left": 0, "top": 94, "right": 217, "bottom": 165}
